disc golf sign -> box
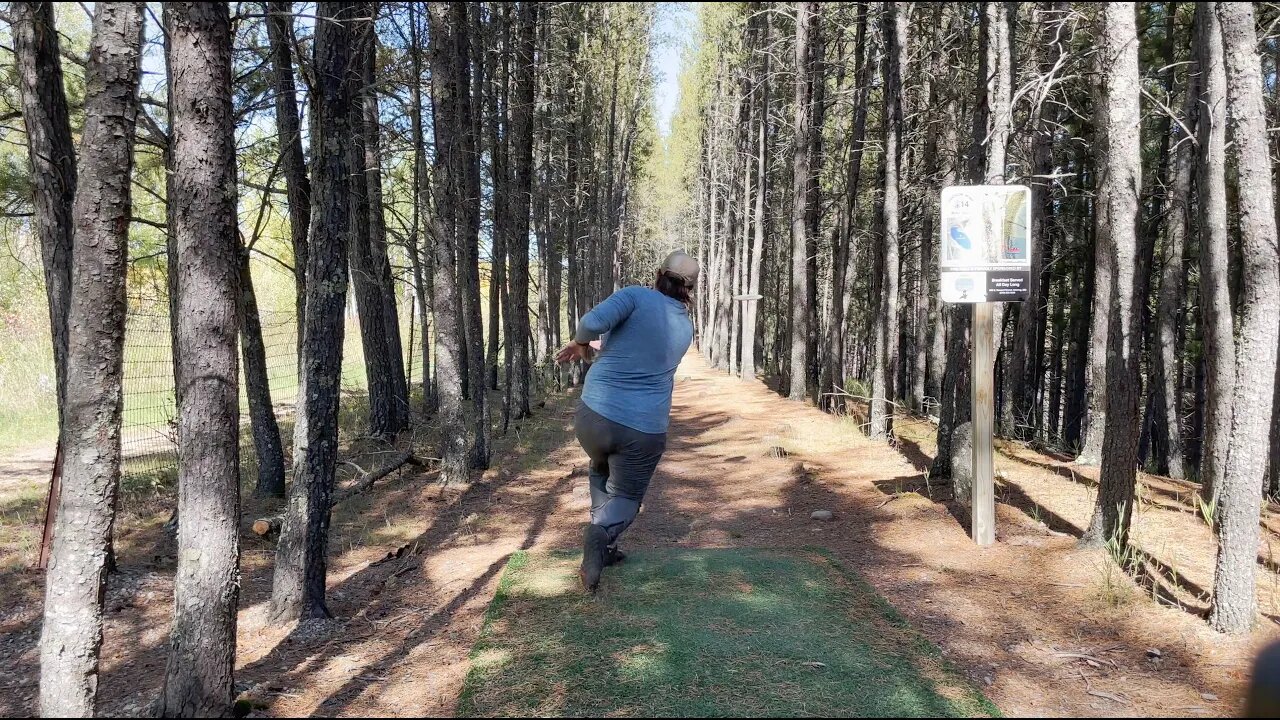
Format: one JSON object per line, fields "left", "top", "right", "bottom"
{"left": 939, "top": 185, "right": 1032, "bottom": 303}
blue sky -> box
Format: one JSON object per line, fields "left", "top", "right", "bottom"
{"left": 652, "top": 3, "right": 696, "bottom": 137}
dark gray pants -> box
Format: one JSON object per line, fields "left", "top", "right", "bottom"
{"left": 574, "top": 403, "right": 667, "bottom": 543}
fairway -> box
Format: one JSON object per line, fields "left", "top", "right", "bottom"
{"left": 458, "top": 549, "right": 998, "bottom": 718}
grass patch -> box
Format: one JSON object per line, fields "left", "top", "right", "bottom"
{"left": 459, "top": 548, "right": 998, "bottom": 718}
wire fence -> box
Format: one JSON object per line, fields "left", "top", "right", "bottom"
{"left": 121, "top": 292, "right": 300, "bottom": 486}
{"left": 119, "top": 287, "right": 424, "bottom": 488}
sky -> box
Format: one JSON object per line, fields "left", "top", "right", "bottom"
{"left": 651, "top": 3, "right": 697, "bottom": 137}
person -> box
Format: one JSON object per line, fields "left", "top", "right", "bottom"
{"left": 1248, "top": 639, "right": 1280, "bottom": 717}
{"left": 555, "top": 250, "right": 699, "bottom": 593}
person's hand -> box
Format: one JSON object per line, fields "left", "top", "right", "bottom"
{"left": 555, "top": 341, "right": 594, "bottom": 364}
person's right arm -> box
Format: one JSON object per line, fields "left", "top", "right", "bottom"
{"left": 556, "top": 287, "right": 638, "bottom": 364}
{"left": 573, "top": 287, "right": 639, "bottom": 343}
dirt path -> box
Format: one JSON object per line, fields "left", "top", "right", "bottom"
{"left": 2, "top": 353, "right": 1275, "bottom": 716}
{"left": 638, "top": 357, "right": 1277, "bottom": 716}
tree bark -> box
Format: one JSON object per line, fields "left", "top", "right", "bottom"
{"left": 804, "top": 12, "right": 823, "bottom": 396}
{"left": 347, "top": 9, "right": 398, "bottom": 441}
{"left": 788, "top": 1, "right": 814, "bottom": 402}
{"left": 158, "top": 5, "right": 241, "bottom": 714}
{"left": 484, "top": 7, "right": 508, "bottom": 396}
{"left": 270, "top": 0, "right": 355, "bottom": 623}
{"left": 361, "top": 15, "right": 410, "bottom": 432}
{"left": 1005, "top": 1, "right": 1064, "bottom": 440}
{"left": 38, "top": 4, "right": 143, "bottom": 715}
{"left": 934, "top": 4, "right": 984, "bottom": 479}
{"left": 1064, "top": 188, "right": 1095, "bottom": 450}
{"left": 871, "top": 1, "right": 907, "bottom": 440}
{"left": 917, "top": 4, "right": 945, "bottom": 413}
{"left": 1082, "top": 2, "right": 1145, "bottom": 550}
{"left": 1196, "top": 3, "right": 1233, "bottom": 504}
{"left": 983, "top": 0, "right": 1013, "bottom": 360}
{"left": 506, "top": 2, "right": 537, "bottom": 419}
{"left": 265, "top": 0, "right": 313, "bottom": 470}
{"left": 823, "top": 3, "right": 869, "bottom": 409}
{"left": 742, "top": 8, "right": 770, "bottom": 383}
{"left": 1077, "top": 188, "right": 1112, "bottom": 463}
{"left": 239, "top": 248, "right": 285, "bottom": 498}
{"left": 11, "top": 1, "right": 76, "bottom": 431}
{"left": 456, "top": 3, "right": 491, "bottom": 469}
{"left": 426, "top": 1, "right": 471, "bottom": 486}
{"left": 1209, "top": 0, "right": 1280, "bottom": 635}
{"left": 1152, "top": 18, "right": 1197, "bottom": 481}
{"left": 406, "top": 2, "right": 432, "bottom": 414}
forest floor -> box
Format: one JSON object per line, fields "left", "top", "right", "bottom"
{"left": 2, "top": 353, "right": 1279, "bottom": 717}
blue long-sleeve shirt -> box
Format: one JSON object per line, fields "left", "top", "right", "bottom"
{"left": 574, "top": 285, "right": 694, "bottom": 434}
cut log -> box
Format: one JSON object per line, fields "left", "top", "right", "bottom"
{"left": 252, "top": 449, "right": 424, "bottom": 537}
{"left": 252, "top": 517, "right": 282, "bottom": 537}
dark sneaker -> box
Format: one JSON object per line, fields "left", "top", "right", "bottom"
{"left": 579, "top": 524, "right": 610, "bottom": 593}
{"left": 604, "top": 545, "right": 627, "bottom": 566}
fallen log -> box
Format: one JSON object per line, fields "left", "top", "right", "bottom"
{"left": 251, "top": 516, "right": 282, "bottom": 537}
{"left": 252, "top": 449, "right": 424, "bottom": 537}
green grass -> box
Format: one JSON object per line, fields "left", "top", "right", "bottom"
{"left": 459, "top": 548, "right": 998, "bottom": 718}
{"left": 0, "top": 314, "right": 61, "bottom": 454}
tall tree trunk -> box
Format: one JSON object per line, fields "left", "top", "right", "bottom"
{"left": 456, "top": 2, "right": 490, "bottom": 469}
{"left": 265, "top": 0, "right": 312, "bottom": 469}
{"left": 788, "top": 1, "right": 813, "bottom": 402}
{"left": 361, "top": 17, "right": 410, "bottom": 431}
{"left": 872, "top": 1, "right": 906, "bottom": 440}
{"left": 1077, "top": 188, "right": 1113, "bottom": 463}
{"left": 406, "top": 2, "right": 432, "bottom": 414}
{"left": 425, "top": 1, "right": 470, "bottom": 485}
{"left": 238, "top": 247, "right": 285, "bottom": 497}
{"left": 485, "top": 7, "right": 508, "bottom": 395}
{"left": 1006, "top": 1, "right": 1064, "bottom": 440}
{"left": 742, "top": 9, "right": 770, "bottom": 383}
{"left": 1196, "top": 3, "right": 1233, "bottom": 504}
{"left": 11, "top": 1, "right": 76, "bottom": 432}
{"left": 508, "top": 1, "right": 537, "bottom": 419}
{"left": 936, "top": 1, "right": 997, "bottom": 478}
{"left": 1153, "top": 20, "right": 1198, "bottom": 481}
{"left": 823, "top": 3, "right": 867, "bottom": 405}
{"left": 1209, "top": 0, "right": 1280, "bottom": 635}
{"left": 1272, "top": 36, "right": 1280, "bottom": 498}
{"left": 1064, "top": 190, "right": 1095, "bottom": 450}
{"left": 270, "top": 0, "right": 355, "bottom": 623}
{"left": 1046, "top": 257, "right": 1068, "bottom": 439}
{"left": 804, "top": 11, "right": 824, "bottom": 396}
{"left": 158, "top": 5, "right": 241, "bottom": 714}
{"left": 1082, "top": 2, "right": 1145, "bottom": 549}
{"left": 346, "top": 10, "right": 398, "bottom": 440}
{"left": 983, "top": 0, "right": 1013, "bottom": 364}
{"left": 916, "top": 3, "right": 944, "bottom": 414}
{"left": 38, "top": 4, "right": 143, "bottom": 715}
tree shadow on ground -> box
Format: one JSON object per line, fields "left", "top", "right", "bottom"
{"left": 612, "top": 374, "right": 1242, "bottom": 715}
{"left": 877, "top": 407, "right": 1262, "bottom": 625}
{"left": 0, "top": 383, "right": 580, "bottom": 716}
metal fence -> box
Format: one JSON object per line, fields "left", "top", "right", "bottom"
{"left": 121, "top": 292, "right": 300, "bottom": 486}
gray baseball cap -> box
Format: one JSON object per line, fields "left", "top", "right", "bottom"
{"left": 660, "top": 250, "right": 700, "bottom": 286}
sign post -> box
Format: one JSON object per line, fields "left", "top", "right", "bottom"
{"left": 938, "top": 185, "right": 1032, "bottom": 546}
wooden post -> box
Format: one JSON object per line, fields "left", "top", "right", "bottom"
{"left": 971, "top": 301, "right": 996, "bottom": 545}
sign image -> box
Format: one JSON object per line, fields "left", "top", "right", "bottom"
{"left": 939, "top": 185, "right": 1032, "bottom": 303}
